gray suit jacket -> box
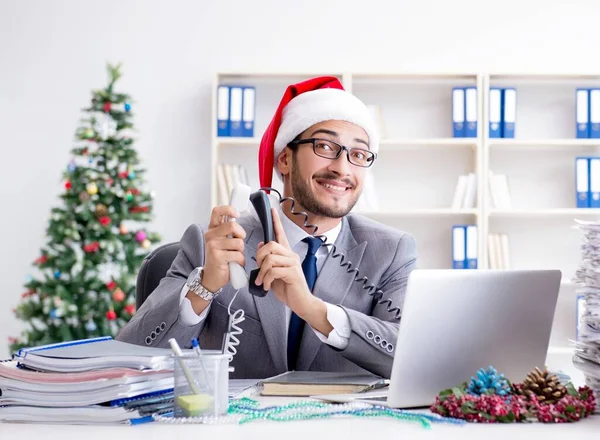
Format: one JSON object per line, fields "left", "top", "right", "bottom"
{"left": 116, "top": 213, "right": 417, "bottom": 379}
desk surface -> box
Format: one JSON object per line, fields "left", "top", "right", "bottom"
{"left": 1, "top": 353, "right": 598, "bottom": 438}
{"left": 1, "top": 389, "right": 598, "bottom": 439}
{"left": 0, "top": 404, "right": 598, "bottom": 439}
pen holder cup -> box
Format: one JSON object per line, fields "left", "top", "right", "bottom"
{"left": 173, "top": 353, "right": 230, "bottom": 418}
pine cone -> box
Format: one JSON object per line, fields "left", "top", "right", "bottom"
{"left": 518, "top": 367, "right": 566, "bottom": 404}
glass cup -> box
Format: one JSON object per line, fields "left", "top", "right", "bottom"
{"left": 173, "top": 353, "right": 230, "bottom": 417}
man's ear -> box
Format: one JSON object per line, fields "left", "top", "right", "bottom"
{"left": 276, "top": 148, "right": 291, "bottom": 177}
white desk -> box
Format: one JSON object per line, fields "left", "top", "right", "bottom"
{"left": 1, "top": 353, "right": 598, "bottom": 439}
{"left": 0, "top": 395, "right": 598, "bottom": 440}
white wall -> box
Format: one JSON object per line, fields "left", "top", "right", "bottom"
{"left": 1, "top": 0, "right": 599, "bottom": 359}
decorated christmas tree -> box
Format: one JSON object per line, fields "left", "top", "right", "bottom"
{"left": 9, "top": 63, "right": 160, "bottom": 353}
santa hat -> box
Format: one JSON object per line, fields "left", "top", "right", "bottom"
{"left": 258, "top": 76, "right": 379, "bottom": 189}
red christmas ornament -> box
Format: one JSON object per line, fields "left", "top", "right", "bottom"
{"left": 129, "top": 206, "right": 150, "bottom": 213}
{"left": 106, "top": 280, "right": 117, "bottom": 291}
{"left": 21, "top": 290, "right": 35, "bottom": 298}
{"left": 118, "top": 171, "right": 129, "bottom": 179}
{"left": 112, "top": 288, "right": 125, "bottom": 302}
{"left": 34, "top": 255, "right": 48, "bottom": 265}
{"left": 106, "top": 310, "right": 117, "bottom": 320}
{"left": 106, "top": 177, "right": 114, "bottom": 186}
{"left": 98, "top": 216, "right": 111, "bottom": 226}
{"left": 124, "top": 304, "right": 136, "bottom": 315}
{"left": 83, "top": 241, "right": 100, "bottom": 253}
{"left": 103, "top": 102, "right": 111, "bottom": 112}
{"left": 130, "top": 188, "right": 141, "bottom": 196}
{"left": 82, "top": 148, "right": 88, "bottom": 155}
{"left": 65, "top": 181, "right": 72, "bottom": 190}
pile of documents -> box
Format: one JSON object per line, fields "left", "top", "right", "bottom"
{"left": 0, "top": 337, "right": 178, "bottom": 424}
{"left": 572, "top": 219, "right": 600, "bottom": 412}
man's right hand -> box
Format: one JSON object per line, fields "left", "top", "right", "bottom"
{"left": 200, "top": 205, "right": 247, "bottom": 293}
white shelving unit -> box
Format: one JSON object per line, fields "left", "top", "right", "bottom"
{"left": 211, "top": 71, "right": 600, "bottom": 351}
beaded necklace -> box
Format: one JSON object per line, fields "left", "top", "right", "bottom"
{"left": 153, "top": 397, "right": 466, "bottom": 427}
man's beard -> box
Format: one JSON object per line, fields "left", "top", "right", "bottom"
{"left": 290, "top": 158, "right": 360, "bottom": 218}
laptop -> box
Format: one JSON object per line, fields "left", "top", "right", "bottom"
{"left": 316, "top": 269, "right": 562, "bottom": 408}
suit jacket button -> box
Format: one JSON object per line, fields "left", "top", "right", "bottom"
{"left": 366, "top": 330, "right": 374, "bottom": 340}
{"left": 145, "top": 336, "right": 152, "bottom": 345}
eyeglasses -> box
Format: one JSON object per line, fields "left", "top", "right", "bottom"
{"left": 288, "top": 138, "right": 377, "bottom": 168}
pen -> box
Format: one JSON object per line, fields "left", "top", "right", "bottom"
{"left": 168, "top": 338, "right": 201, "bottom": 395}
{"left": 191, "top": 338, "right": 203, "bottom": 357}
{"left": 191, "top": 337, "right": 212, "bottom": 394}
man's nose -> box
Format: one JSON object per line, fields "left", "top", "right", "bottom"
{"left": 327, "top": 149, "right": 352, "bottom": 176}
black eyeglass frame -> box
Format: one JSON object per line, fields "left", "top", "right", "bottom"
{"left": 287, "top": 138, "right": 377, "bottom": 168}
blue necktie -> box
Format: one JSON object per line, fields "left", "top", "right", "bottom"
{"left": 287, "top": 236, "right": 322, "bottom": 370}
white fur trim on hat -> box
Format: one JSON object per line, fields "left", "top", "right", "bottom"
{"left": 273, "top": 88, "right": 379, "bottom": 164}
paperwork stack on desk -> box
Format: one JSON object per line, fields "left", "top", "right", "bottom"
{"left": 13, "top": 337, "right": 179, "bottom": 372}
{"left": 0, "top": 337, "right": 180, "bottom": 424}
{"left": 573, "top": 219, "right": 600, "bottom": 413}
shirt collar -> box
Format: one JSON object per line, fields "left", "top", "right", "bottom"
{"left": 275, "top": 201, "right": 342, "bottom": 251}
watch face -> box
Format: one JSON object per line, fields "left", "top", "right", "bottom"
{"left": 188, "top": 267, "right": 201, "bottom": 283}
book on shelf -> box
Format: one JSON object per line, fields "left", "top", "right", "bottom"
{"left": 451, "top": 173, "right": 477, "bottom": 210}
{"left": 216, "top": 84, "right": 256, "bottom": 138}
{"left": 488, "top": 88, "right": 516, "bottom": 138}
{"left": 487, "top": 233, "right": 511, "bottom": 269}
{"left": 452, "top": 224, "right": 478, "bottom": 269}
{"left": 258, "top": 371, "right": 386, "bottom": 397}
{"left": 576, "top": 88, "right": 600, "bottom": 139}
{"left": 488, "top": 170, "right": 512, "bottom": 209}
{"left": 576, "top": 156, "right": 600, "bottom": 208}
{"left": 452, "top": 87, "right": 477, "bottom": 138}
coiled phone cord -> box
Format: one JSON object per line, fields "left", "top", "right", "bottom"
{"left": 262, "top": 187, "right": 402, "bottom": 320}
{"left": 224, "top": 289, "right": 245, "bottom": 358}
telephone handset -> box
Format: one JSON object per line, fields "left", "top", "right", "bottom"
{"left": 247, "top": 191, "right": 275, "bottom": 297}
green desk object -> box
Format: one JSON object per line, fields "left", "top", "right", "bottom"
{"left": 177, "top": 393, "right": 213, "bottom": 416}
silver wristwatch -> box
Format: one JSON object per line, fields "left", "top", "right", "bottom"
{"left": 186, "top": 267, "right": 222, "bottom": 301}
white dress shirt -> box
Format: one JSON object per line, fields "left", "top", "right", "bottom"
{"left": 177, "top": 203, "right": 351, "bottom": 349}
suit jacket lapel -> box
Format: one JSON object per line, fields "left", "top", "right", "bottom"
{"left": 296, "top": 217, "right": 367, "bottom": 371}
{"left": 245, "top": 225, "right": 287, "bottom": 373}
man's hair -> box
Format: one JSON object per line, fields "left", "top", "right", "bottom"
{"left": 287, "top": 134, "right": 302, "bottom": 159}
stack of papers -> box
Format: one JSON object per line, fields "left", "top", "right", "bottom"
{"left": 0, "top": 337, "right": 178, "bottom": 424}
{"left": 572, "top": 219, "right": 600, "bottom": 412}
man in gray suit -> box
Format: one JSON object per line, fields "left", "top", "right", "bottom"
{"left": 117, "top": 76, "right": 417, "bottom": 379}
